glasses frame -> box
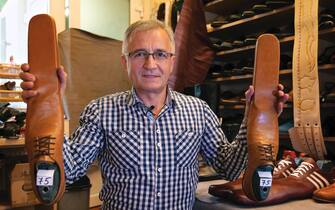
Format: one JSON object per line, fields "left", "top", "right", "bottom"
{"left": 126, "top": 49, "right": 175, "bottom": 62}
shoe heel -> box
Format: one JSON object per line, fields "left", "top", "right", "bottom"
{"left": 252, "top": 165, "right": 273, "bottom": 201}
{"left": 35, "top": 161, "right": 61, "bottom": 204}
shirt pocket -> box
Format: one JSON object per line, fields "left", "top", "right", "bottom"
{"left": 175, "top": 130, "right": 201, "bottom": 168}
{"left": 108, "top": 130, "right": 141, "bottom": 170}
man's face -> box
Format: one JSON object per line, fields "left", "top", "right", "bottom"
{"left": 122, "top": 28, "right": 175, "bottom": 94}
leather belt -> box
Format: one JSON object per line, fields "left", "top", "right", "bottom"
{"left": 289, "top": 0, "right": 327, "bottom": 160}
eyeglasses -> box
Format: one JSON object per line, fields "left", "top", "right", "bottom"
{"left": 126, "top": 50, "right": 174, "bottom": 62}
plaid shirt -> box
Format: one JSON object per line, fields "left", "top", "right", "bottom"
{"left": 63, "top": 88, "right": 247, "bottom": 210}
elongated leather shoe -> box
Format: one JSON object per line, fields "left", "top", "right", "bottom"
{"left": 242, "top": 34, "right": 280, "bottom": 201}
{"left": 25, "top": 14, "right": 65, "bottom": 205}
{"left": 208, "top": 157, "right": 296, "bottom": 198}
{"left": 313, "top": 182, "right": 335, "bottom": 203}
{"left": 233, "top": 158, "right": 333, "bottom": 206}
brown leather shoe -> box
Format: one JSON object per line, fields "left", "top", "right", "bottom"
{"left": 313, "top": 182, "right": 335, "bottom": 203}
{"left": 242, "top": 34, "right": 280, "bottom": 201}
{"left": 208, "top": 157, "right": 297, "bottom": 198}
{"left": 25, "top": 14, "right": 65, "bottom": 205}
{"left": 233, "top": 158, "right": 332, "bottom": 206}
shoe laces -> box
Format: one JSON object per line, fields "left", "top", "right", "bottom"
{"left": 291, "top": 162, "right": 314, "bottom": 177}
{"left": 258, "top": 144, "right": 274, "bottom": 162}
{"left": 33, "top": 135, "right": 55, "bottom": 157}
{"left": 274, "top": 159, "right": 292, "bottom": 172}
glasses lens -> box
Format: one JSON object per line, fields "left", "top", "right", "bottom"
{"left": 153, "top": 51, "right": 169, "bottom": 60}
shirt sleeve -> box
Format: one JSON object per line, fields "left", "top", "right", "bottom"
{"left": 63, "top": 100, "right": 105, "bottom": 184}
{"left": 200, "top": 102, "right": 248, "bottom": 181}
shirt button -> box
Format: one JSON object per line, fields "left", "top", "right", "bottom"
{"left": 157, "top": 142, "right": 161, "bottom": 148}
{"left": 121, "top": 133, "right": 126, "bottom": 138}
{"left": 156, "top": 130, "right": 160, "bottom": 134}
{"left": 157, "top": 192, "right": 161, "bottom": 197}
{"left": 157, "top": 168, "right": 162, "bottom": 173}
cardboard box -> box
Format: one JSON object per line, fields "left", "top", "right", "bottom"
{"left": 10, "top": 163, "right": 40, "bottom": 207}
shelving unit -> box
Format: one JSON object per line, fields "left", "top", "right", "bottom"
{"left": 208, "top": 5, "right": 294, "bottom": 39}
{"left": 0, "top": 137, "right": 25, "bottom": 149}
{"left": 206, "top": 63, "right": 335, "bottom": 83}
{"left": 205, "top": 0, "right": 264, "bottom": 15}
{"left": 204, "top": 0, "right": 335, "bottom": 158}
{"left": 0, "top": 64, "right": 24, "bottom": 147}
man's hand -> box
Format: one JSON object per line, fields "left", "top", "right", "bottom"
{"left": 19, "top": 64, "right": 67, "bottom": 102}
{"left": 245, "top": 84, "right": 289, "bottom": 116}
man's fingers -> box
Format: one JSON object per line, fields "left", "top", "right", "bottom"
{"left": 245, "top": 85, "right": 254, "bottom": 102}
{"left": 56, "top": 66, "right": 67, "bottom": 84}
{"left": 20, "top": 81, "right": 34, "bottom": 90}
{"left": 277, "top": 83, "right": 284, "bottom": 91}
{"left": 20, "top": 63, "right": 30, "bottom": 72}
{"left": 277, "top": 102, "right": 284, "bottom": 116}
{"left": 21, "top": 90, "right": 38, "bottom": 102}
{"left": 19, "top": 72, "right": 36, "bottom": 82}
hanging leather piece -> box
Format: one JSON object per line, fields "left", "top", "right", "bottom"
{"left": 242, "top": 34, "right": 280, "bottom": 201}
{"left": 169, "top": 0, "right": 214, "bottom": 91}
{"left": 289, "top": 0, "right": 327, "bottom": 160}
{"left": 26, "top": 14, "right": 65, "bottom": 205}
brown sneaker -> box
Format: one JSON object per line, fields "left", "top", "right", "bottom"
{"left": 233, "top": 158, "right": 332, "bottom": 206}
{"left": 273, "top": 157, "right": 297, "bottom": 179}
{"left": 25, "top": 14, "right": 65, "bottom": 205}
{"left": 208, "top": 157, "right": 296, "bottom": 198}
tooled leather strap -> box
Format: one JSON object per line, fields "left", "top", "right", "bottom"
{"left": 289, "top": 0, "right": 327, "bottom": 160}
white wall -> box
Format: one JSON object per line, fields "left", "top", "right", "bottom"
{"left": 80, "top": 0, "right": 129, "bottom": 40}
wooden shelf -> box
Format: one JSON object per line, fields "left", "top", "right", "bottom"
{"left": 206, "top": 0, "right": 335, "bottom": 25}
{"left": 206, "top": 63, "right": 335, "bottom": 83}
{"left": 0, "top": 137, "right": 25, "bottom": 149}
{"left": 0, "top": 73, "right": 20, "bottom": 79}
{"left": 208, "top": 5, "right": 294, "bottom": 40}
{"left": 205, "top": 0, "right": 264, "bottom": 16}
{"left": 213, "top": 27, "right": 335, "bottom": 62}
{"left": 219, "top": 101, "right": 335, "bottom": 110}
{"left": 0, "top": 97, "right": 23, "bottom": 102}
{"left": 214, "top": 34, "right": 294, "bottom": 61}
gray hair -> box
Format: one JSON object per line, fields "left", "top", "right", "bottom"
{"left": 122, "top": 19, "right": 175, "bottom": 55}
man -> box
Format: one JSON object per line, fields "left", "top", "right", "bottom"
{"left": 20, "top": 20, "right": 289, "bottom": 210}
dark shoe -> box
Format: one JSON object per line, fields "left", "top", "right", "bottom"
{"left": 241, "top": 10, "right": 255, "bottom": 19}
{"left": 320, "top": 10, "right": 335, "bottom": 23}
{"left": 252, "top": 4, "right": 272, "bottom": 14}
{"left": 319, "top": 46, "right": 335, "bottom": 64}
{"left": 319, "top": 20, "right": 335, "bottom": 30}
{"left": 210, "top": 20, "right": 229, "bottom": 28}
{"left": 212, "top": 40, "right": 233, "bottom": 51}
{"left": 228, "top": 14, "right": 242, "bottom": 22}
{"left": 313, "top": 183, "right": 335, "bottom": 203}
{"left": 244, "top": 36, "right": 257, "bottom": 46}
{"left": 0, "top": 81, "right": 16, "bottom": 90}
